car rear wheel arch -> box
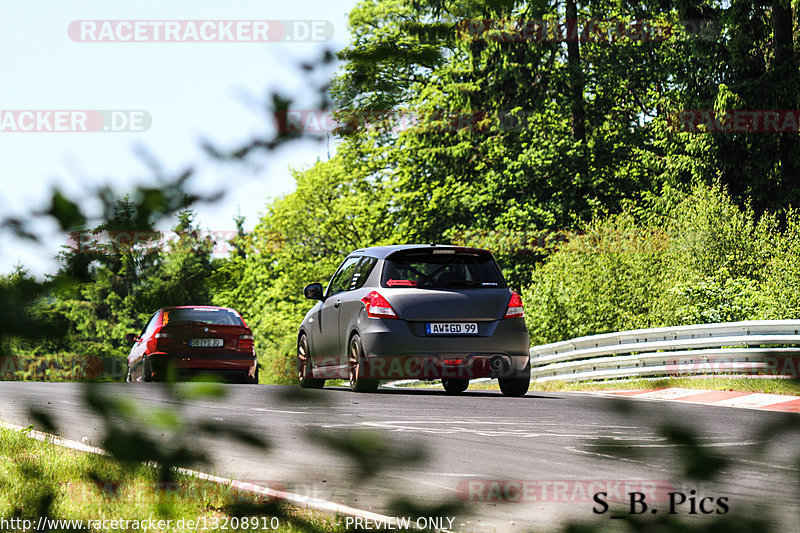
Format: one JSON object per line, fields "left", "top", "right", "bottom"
{"left": 348, "top": 328, "right": 361, "bottom": 349}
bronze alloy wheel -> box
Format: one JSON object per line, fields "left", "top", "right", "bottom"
{"left": 297, "top": 334, "right": 325, "bottom": 389}
{"left": 348, "top": 334, "right": 378, "bottom": 392}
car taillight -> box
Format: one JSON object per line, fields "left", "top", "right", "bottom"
{"left": 504, "top": 291, "right": 524, "bottom": 319}
{"left": 154, "top": 332, "right": 172, "bottom": 350}
{"left": 361, "top": 291, "right": 399, "bottom": 319}
{"left": 238, "top": 334, "right": 255, "bottom": 352}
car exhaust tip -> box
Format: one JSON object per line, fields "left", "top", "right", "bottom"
{"left": 490, "top": 355, "right": 508, "bottom": 372}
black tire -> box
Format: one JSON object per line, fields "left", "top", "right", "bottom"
{"left": 142, "top": 357, "right": 153, "bottom": 383}
{"left": 348, "top": 334, "right": 378, "bottom": 393}
{"left": 298, "top": 334, "right": 325, "bottom": 389}
{"left": 442, "top": 378, "right": 469, "bottom": 394}
{"left": 498, "top": 372, "right": 530, "bottom": 397}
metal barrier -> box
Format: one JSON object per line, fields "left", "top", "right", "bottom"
{"left": 529, "top": 320, "right": 800, "bottom": 382}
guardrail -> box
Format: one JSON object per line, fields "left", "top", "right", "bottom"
{"left": 529, "top": 320, "right": 800, "bottom": 382}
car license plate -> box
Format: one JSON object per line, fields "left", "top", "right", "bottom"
{"left": 189, "top": 338, "right": 223, "bottom": 347}
{"left": 426, "top": 323, "right": 478, "bottom": 335}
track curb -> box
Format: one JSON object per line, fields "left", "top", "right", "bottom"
{"left": 587, "top": 387, "right": 800, "bottom": 412}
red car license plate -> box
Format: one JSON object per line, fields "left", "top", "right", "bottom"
{"left": 189, "top": 338, "right": 223, "bottom": 347}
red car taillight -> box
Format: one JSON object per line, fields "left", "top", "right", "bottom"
{"left": 238, "top": 334, "right": 255, "bottom": 352}
{"left": 504, "top": 291, "right": 525, "bottom": 319}
{"left": 154, "top": 332, "right": 172, "bottom": 350}
{"left": 361, "top": 291, "right": 399, "bottom": 319}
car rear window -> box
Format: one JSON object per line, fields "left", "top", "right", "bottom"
{"left": 381, "top": 249, "right": 506, "bottom": 289}
{"left": 163, "top": 308, "right": 244, "bottom": 326}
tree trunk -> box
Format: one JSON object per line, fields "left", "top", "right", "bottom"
{"left": 771, "top": 0, "right": 799, "bottom": 205}
{"left": 565, "top": 0, "right": 586, "bottom": 142}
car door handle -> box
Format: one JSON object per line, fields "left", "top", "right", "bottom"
{"left": 334, "top": 300, "right": 341, "bottom": 309}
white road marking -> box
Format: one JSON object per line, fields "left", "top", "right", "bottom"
{"left": 564, "top": 445, "right": 670, "bottom": 470}
{"left": 580, "top": 440, "right": 759, "bottom": 448}
{"left": 734, "top": 458, "right": 800, "bottom": 472}
{"left": 319, "top": 419, "right": 662, "bottom": 440}
{"left": 250, "top": 408, "right": 308, "bottom": 414}
{"left": 433, "top": 473, "right": 492, "bottom": 477}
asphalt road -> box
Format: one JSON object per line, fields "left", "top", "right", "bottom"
{"left": 1, "top": 382, "right": 799, "bottom": 532}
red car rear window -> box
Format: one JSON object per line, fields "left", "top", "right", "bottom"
{"left": 163, "top": 308, "right": 244, "bottom": 326}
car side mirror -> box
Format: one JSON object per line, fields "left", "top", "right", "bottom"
{"left": 125, "top": 332, "right": 139, "bottom": 343}
{"left": 303, "top": 283, "right": 324, "bottom": 300}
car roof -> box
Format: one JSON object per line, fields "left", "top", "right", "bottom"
{"left": 347, "top": 244, "right": 493, "bottom": 260}
{"left": 163, "top": 305, "right": 239, "bottom": 313}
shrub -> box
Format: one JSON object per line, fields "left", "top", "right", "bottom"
{"left": 525, "top": 183, "right": 785, "bottom": 345}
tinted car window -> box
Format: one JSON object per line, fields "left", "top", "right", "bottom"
{"left": 326, "top": 257, "right": 361, "bottom": 297}
{"left": 381, "top": 249, "right": 506, "bottom": 289}
{"left": 142, "top": 312, "right": 160, "bottom": 337}
{"left": 163, "top": 308, "right": 244, "bottom": 326}
{"left": 350, "top": 256, "right": 378, "bottom": 290}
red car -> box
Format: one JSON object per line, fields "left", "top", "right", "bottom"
{"left": 125, "top": 306, "right": 258, "bottom": 384}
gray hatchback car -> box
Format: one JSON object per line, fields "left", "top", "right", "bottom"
{"left": 297, "top": 245, "right": 531, "bottom": 396}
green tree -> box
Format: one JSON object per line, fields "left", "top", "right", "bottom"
{"left": 49, "top": 198, "right": 163, "bottom": 359}
{"left": 141, "top": 210, "right": 215, "bottom": 309}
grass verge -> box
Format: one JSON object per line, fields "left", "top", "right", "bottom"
{"left": 0, "top": 426, "right": 344, "bottom": 532}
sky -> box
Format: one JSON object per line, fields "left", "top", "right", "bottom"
{"left": 0, "top": 0, "right": 356, "bottom": 277}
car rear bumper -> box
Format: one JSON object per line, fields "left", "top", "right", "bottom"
{"left": 148, "top": 353, "right": 257, "bottom": 381}
{"left": 358, "top": 353, "right": 530, "bottom": 379}
{"left": 358, "top": 318, "right": 530, "bottom": 379}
